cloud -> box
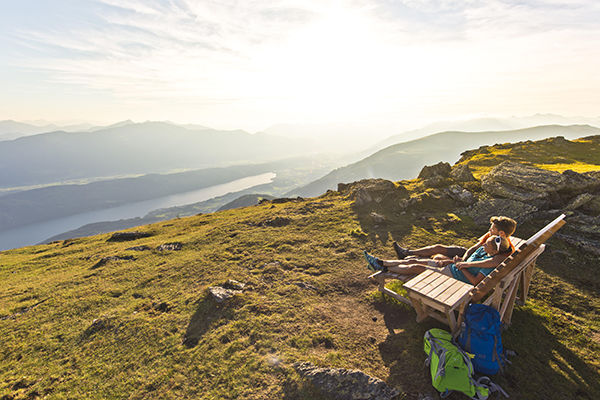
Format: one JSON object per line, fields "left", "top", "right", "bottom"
{"left": 2, "top": 0, "right": 600, "bottom": 128}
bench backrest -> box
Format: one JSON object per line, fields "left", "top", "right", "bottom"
{"left": 471, "top": 214, "right": 566, "bottom": 302}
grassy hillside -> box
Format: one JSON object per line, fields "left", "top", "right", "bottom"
{"left": 291, "top": 125, "right": 600, "bottom": 197}
{"left": 1, "top": 137, "right": 599, "bottom": 399}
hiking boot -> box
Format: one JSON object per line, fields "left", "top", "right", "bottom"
{"left": 364, "top": 251, "right": 385, "bottom": 272}
{"left": 393, "top": 241, "right": 410, "bottom": 259}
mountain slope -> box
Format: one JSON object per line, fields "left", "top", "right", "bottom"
{"left": 0, "top": 121, "right": 314, "bottom": 188}
{"left": 290, "top": 124, "right": 600, "bottom": 197}
{"left": 1, "top": 136, "right": 599, "bottom": 399}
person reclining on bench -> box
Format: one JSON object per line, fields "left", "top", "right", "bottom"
{"left": 393, "top": 216, "right": 517, "bottom": 262}
{"left": 365, "top": 235, "right": 513, "bottom": 285}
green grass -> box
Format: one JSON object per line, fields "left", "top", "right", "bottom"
{"left": 1, "top": 137, "right": 599, "bottom": 399}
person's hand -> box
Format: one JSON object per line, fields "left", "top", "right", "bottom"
{"left": 456, "top": 262, "right": 466, "bottom": 270}
{"left": 453, "top": 255, "right": 462, "bottom": 263}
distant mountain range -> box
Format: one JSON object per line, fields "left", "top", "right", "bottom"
{"left": 288, "top": 124, "right": 600, "bottom": 197}
{"left": 0, "top": 121, "right": 314, "bottom": 188}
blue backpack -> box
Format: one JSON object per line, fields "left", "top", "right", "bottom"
{"left": 457, "top": 304, "right": 506, "bottom": 375}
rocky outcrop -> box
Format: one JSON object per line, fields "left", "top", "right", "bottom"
{"left": 481, "top": 161, "right": 565, "bottom": 202}
{"left": 294, "top": 362, "right": 400, "bottom": 400}
{"left": 460, "top": 197, "right": 538, "bottom": 225}
{"left": 450, "top": 164, "right": 475, "bottom": 182}
{"left": 106, "top": 231, "right": 152, "bottom": 242}
{"left": 418, "top": 162, "right": 451, "bottom": 179}
{"left": 338, "top": 179, "right": 408, "bottom": 208}
{"left": 418, "top": 162, "right": 452, "bottom": 188}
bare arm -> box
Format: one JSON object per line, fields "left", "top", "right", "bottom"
{"left": 460, "top": 268, "right": 486, "bottom": 285}
{"left": 462, "top": 234, "right": 487, "bottom": 260}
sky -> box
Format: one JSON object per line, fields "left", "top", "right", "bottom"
{"left": 1, "top": 0, "right": 599, "bottom": 132}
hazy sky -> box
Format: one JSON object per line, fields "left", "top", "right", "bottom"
{"left": 1, "top": 0, "right": 599, "bottom": 131}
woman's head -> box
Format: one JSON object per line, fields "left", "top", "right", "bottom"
{"left": 483, "top": 235, "right": 511, "bottom": 256}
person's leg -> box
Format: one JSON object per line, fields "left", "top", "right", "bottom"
{"left": 393, "top": 242, "right": 466, "bottom": 259}
{"left": 386, "top": 263, "right": 428, "bottom": 275}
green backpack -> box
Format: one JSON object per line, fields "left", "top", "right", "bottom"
{"left": 424, "top": 328, "right": 508, "bottom": 399}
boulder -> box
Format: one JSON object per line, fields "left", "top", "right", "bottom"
{"left": 450, "top": 164, "right": 475, "bottom": 182}
{"left": 294, "top": 362, "right": 400, "bottom": 400}
{"left": 481, "top": 161, "right": 565, "bottom": 202}
{"left": 446, "top": 185, "right": 476, "bottom": 205}
{"left": 461, "top": 197, "right": 538, "bottom": 225}
{"left": 561, "top": 170, "right": 600, "bottom": 193}
{"left": 223, "top": 279, "right": 246, "bottom": 291}
{"left": 418, "top": 162, "right": 451, "bottom": 179}
{"left": 581, "top": 195, "right": 600, "bottom": 216}
{"left": 338, "top": 179, "right": 408, "bottom": 208}
{"left": 565, "top": 193, "right": 595, "bottom": 211}
{"left": 157, "top": 242, "right": 183, "bottom": 251}
{"left": 208, "top": 286, "right": 241, "bottom": 303}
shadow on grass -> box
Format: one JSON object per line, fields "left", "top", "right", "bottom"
{"left": 182, "top": 296, "right": 236, "bottom": 348}
{"left": 375, "top": 303, "right": 600, "bottom": 399}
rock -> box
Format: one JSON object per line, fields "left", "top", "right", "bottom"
{"left": 561, "top": 169, "right": 600, "bottom": 193}
{"left": 422, "top": 176, "right": 451, "bottom": 188}
{"left": 461, "top": 198, "right": 538, "bottom": 225}
{"left": 418, "top": 162, "right": 451, "bottom": 179}
{"left": 126, "top": 245, "right": 152, "bottom": 251}
{"left": 209, "top": 286, "right": 241, "bottom": 303}
{"left": 91, "top": 255, "right": 135, "bottom": 269}
{"left": 262, "top": 217, "right": 291, "bottom": 227}
{"left": 446, "top": 185, "right": 476, "bottom": 205}
{"left": 223, "top": 279, "right": 246, "bottom": 291}
{"left": 556, "top": 233, "right": 600, "bottom": 256}
{"left": 481, "top": 161, "right": 565, "bottom": 202}
{"left": 156, "top": 242, "right": 183, "bottom": 251}
{"left": 270, "top": 197, "right": 304, "bottom": 204}
{"left": 450, "top": 164, "right": 476, "bottom": 182}
{"left": 338, "top": 179, "right": 408, "bottom": 208}
{"left": 565, "top": 193, "right": 595, "bottom": 210}
{"left": 294, "top": 282, "right": 317, "bottom": 291}
{"left": 107, "top": 231, "right": 152, "bottom": 242}
{"left": 370, "top": 212, "right": 388, "bottom": 224}
{"left": 152, "top": 302, "right": 171, "bottom": 312}
{"left": 582, "top": 195, "right": 600, "bottom": 216}
{"left": 294, "top": 362, "right": 400, "bottom": 400}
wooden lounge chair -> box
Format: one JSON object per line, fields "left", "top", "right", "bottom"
{"left": 370, "top": 214, "right": 566, "bottom": 335}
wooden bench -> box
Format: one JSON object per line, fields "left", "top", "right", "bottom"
{"left": 371, "top": 214, "right": 566, "bottom": 335}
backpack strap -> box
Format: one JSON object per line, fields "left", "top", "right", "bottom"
{"left": 474, "top": 376, "right": 510, "bottom": 399}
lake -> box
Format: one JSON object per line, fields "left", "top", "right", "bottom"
{"left": 0, "top": 172, "right": 275, "bottom": 251}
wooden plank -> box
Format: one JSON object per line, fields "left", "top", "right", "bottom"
{"left": 409, "top": 298, "right": 429, "bottom": 322}
{"left": 499, "top": 277, "right": 520, "bottom": 324}
{"left": 471, "top": 217, "right": 565, "bottom": 302}
{"left": 453, "top": 302, "right": 469, "bottom": 338}
{"left": 403, "top": 270, "right": 435, "bottom": 290}
{"left": 381, "top": 287, "right": 412, "bottom": 305}
{"left": 422, "top": 275, "right": 456, "bottom": 298}
{"left": 437, "top": 279, "right": 471, "bottom": 304}
{"left": 445, "top": 307, "right": 458, "bottom": 332}
{"left": 407, "top": 272, "right": 447, "bottom": 293}
{"left": 443, "top": 284, "right": 474, "bottom": 307}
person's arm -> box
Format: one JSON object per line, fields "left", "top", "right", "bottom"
{"left": 460, "top": 268, "right": 486, "bottom": 285}
{"left": 455, "top": 253, "right": 507, "bottom": 270}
